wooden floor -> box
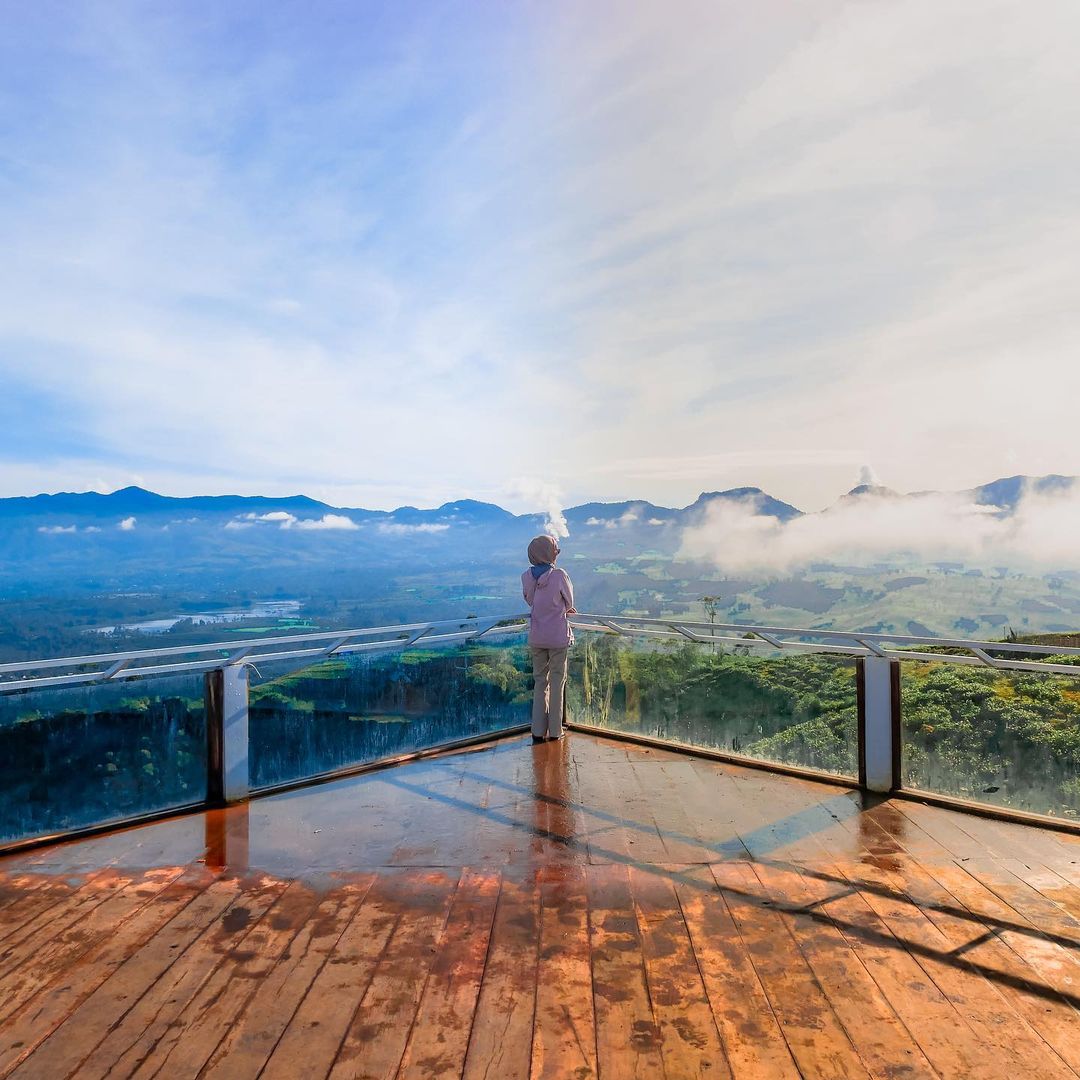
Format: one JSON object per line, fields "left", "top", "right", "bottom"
{"left": 3, "top": 733, "right": 1080, "bottom": 1079}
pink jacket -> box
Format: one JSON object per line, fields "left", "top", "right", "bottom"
{"left": 522, "top": 567, "right": 575, "bottom": 648}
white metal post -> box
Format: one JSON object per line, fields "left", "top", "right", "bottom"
{"left": 861, "top": 656, "right": 898, "bottom": 793}
{"left": 206, "top": 665, "right": 250, "bottom": 804}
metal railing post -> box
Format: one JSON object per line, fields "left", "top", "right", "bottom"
{"left": 205, "top": 665, "right": 250, "bottom": 805}
{"left": 857, "top": 657, "right": 901, "bottom": 793}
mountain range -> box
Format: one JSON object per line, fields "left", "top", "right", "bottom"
{"left": 1, "top": 473, "right": 1078, "bottom": 652}
{"left": 3, "top": 472, "right": 1073, "bottom": 528}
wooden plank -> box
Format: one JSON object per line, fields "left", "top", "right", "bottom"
{"left": 629, "top": 865, "right": 731, "bottom": 1079}
{"left": 691, "top": 765, "right": 782, "bottom": 861}
{"left": 259, "top": 870, "right": 430, "bottom": 1080}
{"left": 571, "top": 750, "right": 634, "bottom": 866}
{"left": 3, "top": 871, "right": 238, "bottom": 1078}
{"left": 838, "top": 858, "right": 1075, "bottom": 1080}
{"left": 328, "top": 869, "right": 459, "bottom": 1080}
{"left": 673, "top": 865, "right": 797, "bottom": 1079}
{"left": 919, "top": 860, "right": 1080, "bottom": 1007}
{"left": 654, "top": 760, "right": 748, "bottom": 861}
{"left": 962, "top": 860, "right": 1080, "bottom": 950}
{"left": 891, "top": 801, "right": 1001, "bottom": 862}
{"left": 877, "top": 853, "right": 1080, "bottom": 1075}
{"left": 820, "top": 867, "right": 1012, "bottom": 1080}
{"left": 853, "top": 799, "right": 959, "bottom": 864}
{"left": 68, "top": 876, "right": 288, "bottom": 1079}
{"left": 636, "top": 763, "right": 714, "bottom": 863}
{"left": 0, "top": 867, "right": 129, "bottom": 961}
{"left": 396, "top": 869, "right": 500, "bottom": 1079}
{"left": 530, "top": 866, "right": 597, "bottom": 1080}
{"left": 586, "top": 863, "right": 665, "bottom": 1079}
{"left": 123, "top": 880, "right": 328, "bottom": 1078}
{"left": 0, "top": 875, "right": 77, "bottom": 940}
{"left": 709, "top": 862, "right": 869, "bottom": 1080}
{"left": 461, "top": 873, "right": 540, "bottom": 1080}
{"left": 748, "top": 861, "right": 937, "bottom": 1080}
{"left": 525, "top": 740, "right": 590, "bottom": 868}
{"left": 0, "top": 868, "right": 181, "bottom": 1024}
{"left": 199, "top": 877, "right": 374, "bottom": 1078}
{"left": 1001, "top": 859, "right": 1080, "bottom": 923}
{"left": 827, "top": 799, "right": 1080, "bottom": 1072}
{"left": 613, "top": 760, "right": 679, "bottom": 865}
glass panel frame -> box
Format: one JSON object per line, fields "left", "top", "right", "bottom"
{"left": 567, "top": 633, "right": 860, "bottom": 779}
{"left": 0, "top": 675, "right": 208, "bottom": 845}
{"left": 248, "top": 635, "right": 532, "bottom": 790}
{"left": 898, "top": 659, "right": 1080, "bottom": 819}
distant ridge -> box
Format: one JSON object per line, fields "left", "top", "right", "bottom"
{"left": 0, "top": 474, "right": 1074, "bottom": 525}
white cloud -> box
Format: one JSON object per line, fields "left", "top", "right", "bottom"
{"left": 119, "top": 516, "right": 136, "bottom": 531}
{"left": 679, "top": 482, "right": 1080, "bottom": 573}
{"left": 225, "top": 510, "right": 357, "bottom": 531}
{"left": 378, "top": 522, "right": 451, "bottom": 535}
{"left": 293, "top": 514, "right": 358, "bottom": 531}
{"left": 37, "top": 524, "right": 77, "bottom": 534}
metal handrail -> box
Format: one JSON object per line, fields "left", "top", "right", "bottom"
{"left": 1, "top": 611, "right": 1077, "bottom": 695}
{"left": 0, "top": 615, "right": 531, "bottom": 694}
{"left": 569, "top": 614, "right": 1080, "bottom": 676}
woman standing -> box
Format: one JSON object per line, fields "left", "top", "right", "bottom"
{"left": 521, "top": 534, "right": 576, "bottom": 742}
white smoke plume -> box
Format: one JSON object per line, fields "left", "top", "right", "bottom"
{"left": 678, "top": 482, "right": 1080, "bottom": 574}
{"left": 857, "top": 464, "right": 881, "bottom": 487}
{"left": 509, "top": 478, "right": 569, "bottom": 539}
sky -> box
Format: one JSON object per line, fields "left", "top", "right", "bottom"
{"left": 2, "top": 0, "right": 1079, "bottom": 515}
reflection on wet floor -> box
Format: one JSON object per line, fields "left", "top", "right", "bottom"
{"left": 3, "top": 731, "right": 1080, "bottom": 1079}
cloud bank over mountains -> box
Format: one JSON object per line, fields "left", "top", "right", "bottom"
{"left": 11, "top": 473, "right": 1080, "bottom": 577}
{"left": 679, "top": 480, "right": 1080, "bottom": 573}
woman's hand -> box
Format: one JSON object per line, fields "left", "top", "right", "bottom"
{"left": 567, "top": 607, "right": 577, "bottom": 615}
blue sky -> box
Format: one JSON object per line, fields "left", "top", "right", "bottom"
{"left": 2, "top": 1, "right": 1079, "bottom": 513}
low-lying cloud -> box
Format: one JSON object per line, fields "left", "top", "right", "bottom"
{"left": 225, "top": 511, "right": 359, "bottom": 531}
{"left": 679, "top": 484, "right": 1080, "bottom": 574}
{"left": 293, "top": 514, "right": 359, "bottom": 531}
{"left": 377, "top": 522, "right": 451, "bottom": 536}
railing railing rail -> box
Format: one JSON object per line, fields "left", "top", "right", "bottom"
{"left": 2, "top": 610, "right": 1078, "bottom": 854}
{"left": 569, "top": 614, "right": 1080, "bottom": 675}
{"left": 0, "top": 615, "right": 532, "bottom": 694}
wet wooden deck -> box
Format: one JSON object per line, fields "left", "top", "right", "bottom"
{"left": 3, "top": 732, "right": 1080, "bottom": 1079}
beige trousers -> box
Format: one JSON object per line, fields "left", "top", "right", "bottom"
{"left": 531, "top": 647, "right": 568, "bottom": 738}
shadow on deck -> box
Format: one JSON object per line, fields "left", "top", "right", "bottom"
{"left": 2, "top": 731, "right": 1080, "bottom": 1079}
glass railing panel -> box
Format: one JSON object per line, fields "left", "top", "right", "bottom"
{"left": 249, "top": 634, "right": 531, "bottom": 789}
{"left": 0, "top": 675, "right": 207, "bottom": 845}
{"left": 899, "top": 660, "right": 1080, "bottom": 818}
{"left": 567, "top": 635, "right": 859, "bottom": 778}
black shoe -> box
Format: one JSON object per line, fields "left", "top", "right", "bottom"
{"left": 531, "top": 735, "right": 545, "bottom": 744}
